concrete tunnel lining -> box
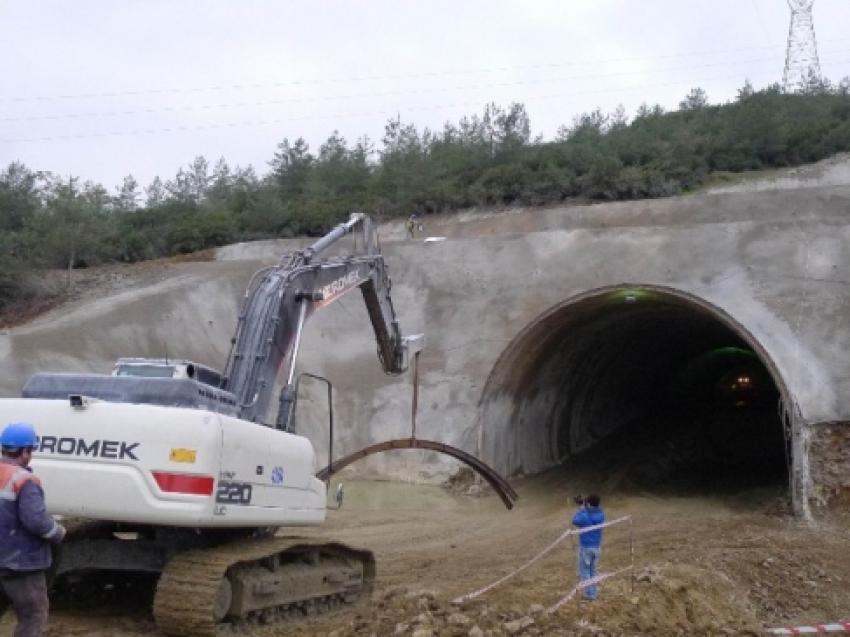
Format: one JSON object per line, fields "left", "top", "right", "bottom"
{"left": 478, "top": 284, "right": 794, "bottom": 494}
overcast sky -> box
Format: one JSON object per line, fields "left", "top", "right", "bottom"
{"left": 2, "top": 1, "right": 849, "bottom": 192}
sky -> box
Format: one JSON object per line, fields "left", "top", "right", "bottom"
{"left": 1, "top": 0, "right": 849, "bottom": 193}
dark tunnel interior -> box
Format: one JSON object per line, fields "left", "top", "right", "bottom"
{"left": 480, "top": 287, "right": 789, "bottom": 494}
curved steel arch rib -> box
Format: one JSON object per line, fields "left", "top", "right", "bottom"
{"left": 316, "top": 438, "right": 518, "bottom": 510}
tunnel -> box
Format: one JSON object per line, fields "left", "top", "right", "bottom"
{"left": 478, "top": 285, "right": 791, "bottom": 495}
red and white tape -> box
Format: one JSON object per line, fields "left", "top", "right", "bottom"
{"left": 453, "top": 516, "right": 631, "bottom": 604}
{"left": 546, "top": 565, "right": 634, "bottom": 613}
{"left": 767, "top": 622, "right": 850, "bottom": 635}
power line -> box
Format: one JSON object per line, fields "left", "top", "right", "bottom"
{"left": 750, "top": 0, "right": 774, "bottom": 47}
{"left": 10, "top": 49, "right": 849, "bottom": 124}
{"left": 7, "top": 64, "right": 847, "bottom": 146}
{"left": 5, "top": 37, "right": 850, "bottom": 105}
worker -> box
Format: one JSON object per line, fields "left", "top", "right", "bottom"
{"left": 0, "top": 421, "right": 65, "bottom": 636}
{"left": 406, "top": 213, "right": 417, "bottom": 240}
{"left": 571, "top": 493, "right": 605, "bottom": 601}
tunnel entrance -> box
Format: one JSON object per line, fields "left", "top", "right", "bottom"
{"left": 479, "top": 286, "right": 790, "bottom": 495}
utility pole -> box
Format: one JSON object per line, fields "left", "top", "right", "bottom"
{"left": 782, "top": 0, "right": 821, "bottom": 93}
{"left": 66, "top": 175, "right": 77, "bottom": 290}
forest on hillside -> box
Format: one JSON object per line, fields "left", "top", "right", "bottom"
{"left": 2, "top": 79, "right": 850, "bottom": 312}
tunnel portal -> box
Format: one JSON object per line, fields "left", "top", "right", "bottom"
{"left": 479, "top": 286, "right": 790, "bottom": 494}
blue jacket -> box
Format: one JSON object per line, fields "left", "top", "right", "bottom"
{"left": 0, "top": 459, "right": 64, "bottom": 572}
{"left": 572, "top": 506, "right": 605, "bottom": 548}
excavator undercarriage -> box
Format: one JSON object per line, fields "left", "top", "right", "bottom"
{"left": 54, "top": 522, "right": 375, "bottom": 636}
{"left": 154, "top": 538, "right": 374, "bottom": 637}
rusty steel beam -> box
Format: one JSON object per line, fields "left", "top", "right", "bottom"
{"left": 315, "top": 438, "right": 518, "bottom": 510}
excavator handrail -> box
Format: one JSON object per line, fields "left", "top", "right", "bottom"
{"left": 315, "top": 438, "right": 518, "bottom": 510}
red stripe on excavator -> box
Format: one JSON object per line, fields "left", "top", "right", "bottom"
{"left": 152, "top": 471, "right": 215, "bottom": 496}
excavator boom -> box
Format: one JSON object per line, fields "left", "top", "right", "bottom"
{"left": 223, "top": 213, "right": 412, "bottom": 428}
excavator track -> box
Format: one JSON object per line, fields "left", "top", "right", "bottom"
{"left": 153, "top": 536, "right": 375, "bottom": 637}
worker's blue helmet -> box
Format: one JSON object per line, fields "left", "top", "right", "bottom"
{"left": 0, "top": 422, "right": 38, "bottom": 449}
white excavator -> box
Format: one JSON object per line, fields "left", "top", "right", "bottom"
{"left": 0, "top": 213, "right": 514, "bottom": 636}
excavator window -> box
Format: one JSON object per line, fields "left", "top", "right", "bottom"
{"left": 115, "top": 364, "right": 176, "bottom": 379}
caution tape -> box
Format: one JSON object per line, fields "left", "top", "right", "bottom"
{"left": 452, "top": 515, "right": 631, "bottom": 604}
{"left": 545, "top": 565, "right": 634, "bottom": 613}
{"left": 767, "top": 622, "right": 850, "bottom": 635}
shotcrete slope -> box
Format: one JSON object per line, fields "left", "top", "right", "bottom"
{"left": 1, "top": 158, "right": 848, "bottom": 490}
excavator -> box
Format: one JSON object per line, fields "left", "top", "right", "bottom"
{"left": 0, "top": 213, "right": 515, "bottom": 636}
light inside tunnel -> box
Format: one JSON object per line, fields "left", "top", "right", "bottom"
{"left": 615, "top": 288, "right": 653, "bottom": 304}
{"left": 479, "top": 286, "right": 789, "bottom": 494}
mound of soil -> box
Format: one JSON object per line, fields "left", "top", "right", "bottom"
{"left": 312, "top": 566, "right": 761, "bottom": 636}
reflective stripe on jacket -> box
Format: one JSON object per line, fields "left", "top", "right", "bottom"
{"left": 0, "top": 459, "right": 60, "bottom": 572}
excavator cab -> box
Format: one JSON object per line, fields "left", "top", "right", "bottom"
{"left": 111, "top": 358, "right": 225, "bottom": 388}
{"left": 22, "top": 357, "right": 239, "bottom": 415}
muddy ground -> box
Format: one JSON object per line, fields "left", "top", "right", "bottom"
{"left": 4, "top": 471, "right": 847, "bottom": 637}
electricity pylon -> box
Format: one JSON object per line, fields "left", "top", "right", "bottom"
{"left": 782, "top": 0, "right": 821, "bottom": 92}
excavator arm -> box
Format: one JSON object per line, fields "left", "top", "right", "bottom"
{"left": 222, "top": 213, "right": 417, "bottom": 429}
{"left": 219, "top": 213, "right": 516, "bottom": 509}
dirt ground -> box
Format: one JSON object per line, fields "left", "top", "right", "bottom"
{"left": 5, "top": 471, "right": 847, "bottom": 637}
